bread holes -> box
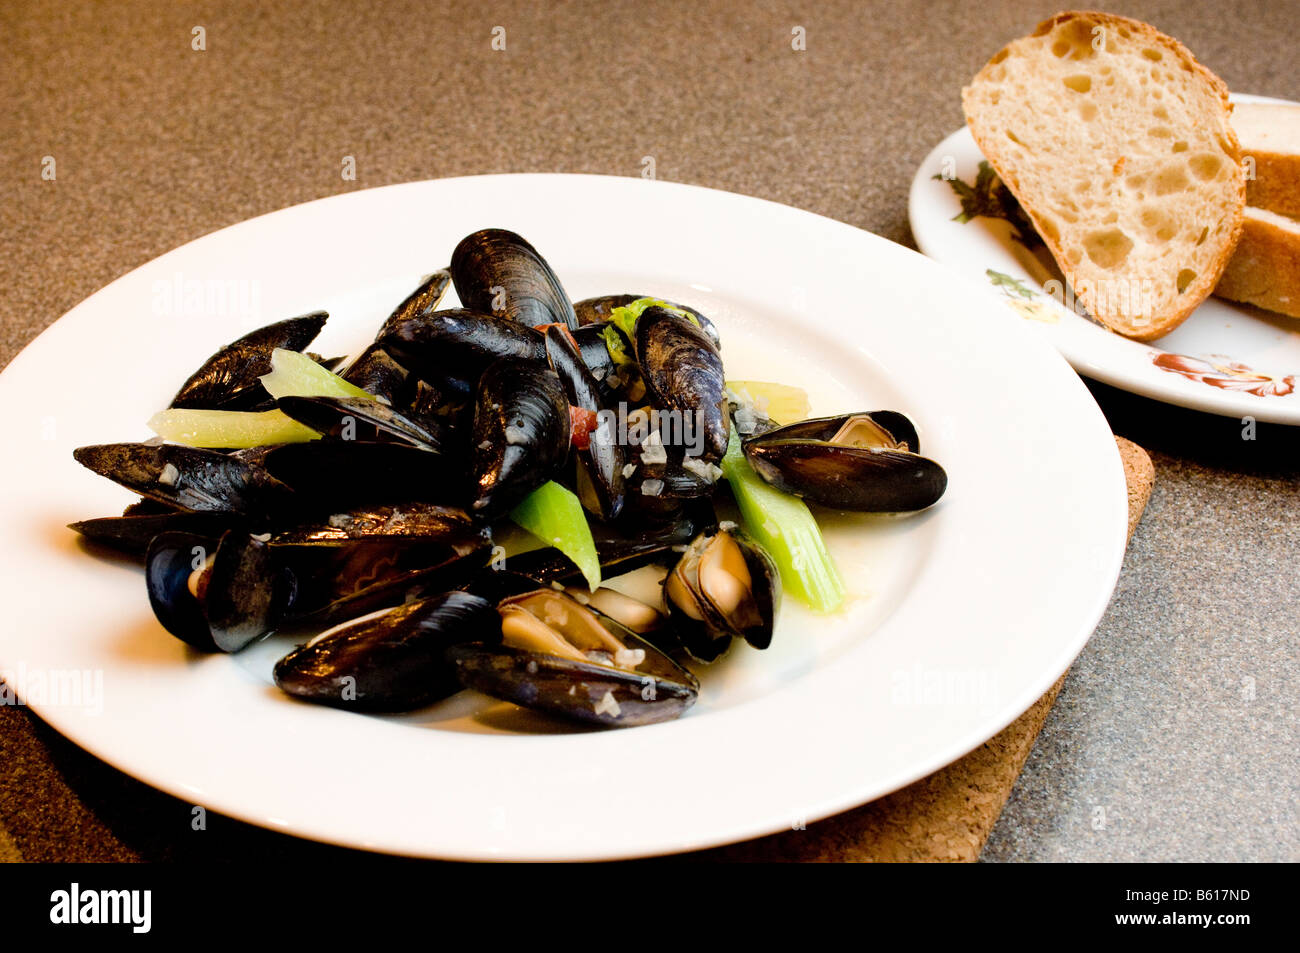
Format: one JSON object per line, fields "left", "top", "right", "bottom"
{"left": 1172, "top": 140, "right": 1189, "bottom": 153}
{"left": 1006, "top": 129, "right": 1029, "bottom": 147}
{"left": 1038, "top": 215, "right": 1061, "bottom": 244}
{"left": 1063, "top": 74, "right": 1092, "bottom": 93}
{"left": 1176, "top": 269, "right": 1197, "bottom": 294}
{"left": 1052, "top": 39, "right": 1070, "bottom": 57}
{"left": 1080, "top": 101, "right": 1099, "bottom": 121}
{"left": 1189, "top": 154, "right": 1223, "bottom": 181}
{"left": 1084, "top": 228, "right": 1134, "bottom": 269}
{"left": 990, "top": 48, "right": 1010, "bottom": 65}
{"left": 1142, "top": 48, "right": 1162, "bottom": 62}
{"left": 1152, "top": 105, "right": 1170, "bottom": 120}
{"left": 1152, "top": 164, "right": 1190, "bottom": 195}
{"left": 1195, "top": 225, "right": 1209, "bottom": 246}
{"left": 1148, "top": 126, "right": 1172, "bottom": 138}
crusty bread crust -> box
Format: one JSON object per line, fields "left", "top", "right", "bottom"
{"left": 963, "top": 11, "right": 1247, "bottom": 341}
{"left": 1232, "top": 102, "right": 1300, "bottom": 218}
{"left": 1214, "top": 207, "right": 1300, "bottom": 318}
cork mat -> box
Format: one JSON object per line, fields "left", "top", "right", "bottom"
{"left": 0, "top": 436, "right": 1151, "bottom": 862}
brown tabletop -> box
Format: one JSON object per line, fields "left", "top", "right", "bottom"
{"left": 2, "top": 0, "right": 1297, "bottom": 862}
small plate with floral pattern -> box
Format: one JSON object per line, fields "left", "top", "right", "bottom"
{"left": 909, "top": 93, "right": 1300, "bottom": 426}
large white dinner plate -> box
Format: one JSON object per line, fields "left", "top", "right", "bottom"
{"left": 910, "top": 94, "right": 1300, "bottom": 425}
{"left": 0, "top": 174, "right": 1127, "bottom": 860}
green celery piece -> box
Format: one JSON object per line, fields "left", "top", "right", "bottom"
{"left": 148, "top": 408, "right": 319, "bottom": 448}
{"left": 259, "top": 348, "right": 374, "bottom": 401}
{"left": 509, "top": 481, "right": 601, "bottom": 590}
{"left": 720, "top": 430, "right": 845, "bottom": 612}
{"left": 603, "top": 297, "right": 700, "bottom": 367}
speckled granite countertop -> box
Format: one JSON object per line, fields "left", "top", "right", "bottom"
{"left": 1, "top": 0, "right": 1296, "bottom": 862}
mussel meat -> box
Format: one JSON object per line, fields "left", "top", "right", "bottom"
{"left": 663, "top": 525, "right": 779, "bottom": 661}
{"left": 449, "top": 587, "right": 697, "bottom": 727}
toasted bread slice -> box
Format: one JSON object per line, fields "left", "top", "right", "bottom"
{"left": 962, "top": 11, "right": 1246, "bottom": 340}
{"left": 1232, "top": 101, "right": 1300, "bottom": 218}
{"left": 1214, "top": 207, "right": 1300, "bottom": 318}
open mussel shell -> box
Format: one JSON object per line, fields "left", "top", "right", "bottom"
{"left": 276, "top": 395, "right": 446, "bottom": 453}
{"left": 274, "top": 591, "right": 499, "bottom": 712}
{"left": 469, "top": 358, "right": 571, "bottom": 520}
{"left": 169, "top": 311, "right": 327, "bottom": 411}
{"left": 543, "top": 326, "right": 624, "bottom": 520}
{"left": 633, "top": 306, "right": 730, "bottom": 465}
{"left": 146, "top": 530, "right": 291, "bottom": 652}
{"left": 742, "top": 412, "right": 946, "bottom": 512}
{"left": 380, "top": 309, "right": 545, "bottom": 385}
{"left": 269, "top": 523, "right": 491, "bottom": 627}
{"left": 450, "top": 229, "right": 577, "bottom": 330}
{"left": 663, "top": 525, "right": 780, "bottom": 661}
{"left": 73, "top": 443, "right": 297, "bottom": 518}
{"left": 449, "top": 588, "right": 698, "bottom": 727}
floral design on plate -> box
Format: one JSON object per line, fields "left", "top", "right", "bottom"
{"left": 986, "top": 269, "right": 1057, "bottom": 323}
{"left": 1152, "top": 353, "right": 1296, "bottom": 398}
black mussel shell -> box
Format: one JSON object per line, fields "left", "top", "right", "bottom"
{"left": 750, "top": 412, "right": 921, "bottom": 454}
{"left": 259, "top": 441, "right": 467, "bottom": 511}
{"left": 169, "top": 312, "right": 327, "bottom": 410}
{"left": 742, "top": 413, "right": 945, "bottom": 512}
{"left": 340, "top": 343, "right": 409, "bottom": 406}
{"left": 69, "top": 510, "right": 240, "bottom": 559}
{"left": 375, "top": 269, "right": 453, "bottom": 338}
{"left": 450, "top": 229, "right": 577, "bottom": 330}
{"left": 633, "top": 306, "right": 729, "bottom": 465}
{"left": 380, "top": 309, "right": 546, "bottom": 385}
{"left": 469, "top": 358, "right": 570, "bottom": 520}
{"left": 146, "top": 530, "right": 291, "bottom": 652}
{"left": 450, "top": 645, "right": 698, "bottom": 727}
{"left": 276, "top": 395, "right": 446, "bottom": 453}
{"left": 271, "top": 502, "right": 479, "bottom": 544}
{"left": 274, "top": 591, "right": 499, "bottom": 712}
{"left": 271, "top": 531, "right": 491, "bottom": 627}
{"left": 73, "top": 443, "right": 297, "bottom": 518}
{"left": 487, "top": 537, "right": 682, "bottom": 588}
{"left": 544, "top": 326, "right": 624, "bottom": 521}
{"left": 574, "top": 294, "right": 720, "bottom": 349}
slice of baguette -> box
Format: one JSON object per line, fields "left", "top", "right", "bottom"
{"left": 1214, "top": 207, "right": 1300, "bottom": 318}
{"left": 962, "top": 11, "right": 1246, "bottom": 341}
{"left": 1231, "top": 102, "right": 1300, "bottom": 218}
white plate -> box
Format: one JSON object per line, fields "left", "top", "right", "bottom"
{"left": 910, "top": 94, "right": 1300, "bottom": 425}
{"left": 0, "top": 174, "right": 1128, "bottom": 860}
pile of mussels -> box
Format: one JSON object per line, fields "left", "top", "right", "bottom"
{"left": 70, "top": 229, "right": 946, "bottom": 728}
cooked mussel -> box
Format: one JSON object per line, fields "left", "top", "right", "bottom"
{"left": 575, "top": 294, "right": 720, "bottom": 349}
{"left": 449, "top": 587, "right": 697, "bottom": 727}
{"left": 275, "top": 395, "right": 447, "bottom": 453}
{"left": 73, "top": 443, "right": 296, "bottom": 518}
{"left": 634, "top": 306, "right": 729, "bottom": 465}
{"left": 379, "top": 309, "right": 546, "bottom": 386}
{"left": 69, "top": 507, "right": 240, "bottom": 558}
{"left": 741, "top": 412, "right": 946, "bottom": 512}
{"left": 469, "top": 358, "right": 571, "bottom": 520}
{"left": 450, "top": 229, "right": 577, "bottom": 330}
{"left": 543, "top": 326, "right": 624, "bottom": 521}
{"left": 663, "top": 525, "right": 779, "bottom": 662}
{"left": 340, "top": 344, "right": 409, "bottom": 406}
{"left": 169, "top": 312, "right": 328, "bottom": 410}
{"left": 274, "top": 590, "right": 499, "bottom": 712}
{"left": 147, "top": 530, "right": 291, "bottom": 652}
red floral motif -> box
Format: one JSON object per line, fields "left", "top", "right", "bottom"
{"left": 1152, "top": 353, "right": 1296, "bottom": 397}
